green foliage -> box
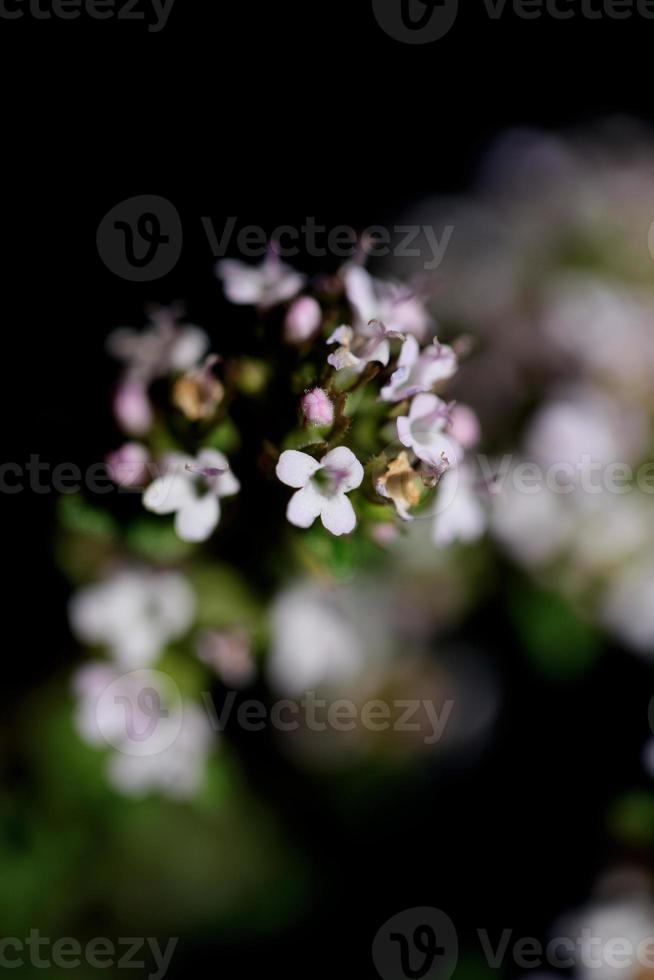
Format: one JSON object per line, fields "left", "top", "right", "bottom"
{"left": 508, "top": 580, "right": 602, "bottom": 680}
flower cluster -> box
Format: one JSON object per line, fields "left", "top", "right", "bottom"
{"left": 63, "top": 253, "right": 484, "bottom": 800}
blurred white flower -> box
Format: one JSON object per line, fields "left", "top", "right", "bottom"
{"left": 342, "top": 264, "right": 431, "bottom": 341}
{"left": 381, "top": 336, "right": 457, "bottom": 402}
{"left": 276, "top": 446, "right": 363, "bottom": 536}
{"left": 603, "top": 559, "right": 654, "bottom": 656}
{"left": 107, "top": 306, "right": 209, "bottom": 382}
{"left": 143, "top": 449, "right": 240, "bottom": 543}
{"left": 491, "top": 467, "right": 574, "bottom": 568}
{"left": 267, "top": 582, "right": 367, "bottom": 695}
{"left": 433, "top": 465, "right": 486, "bottom": 547}
{"left": 69, "top": 569, "right": 195, "bottom": 668}
{"left": 217, "top": 254, "right": 305, "bottom": 308}
{"left": 72, "top": 664, "right": 212, "bottom": 800}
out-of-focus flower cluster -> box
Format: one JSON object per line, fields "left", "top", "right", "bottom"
{"left": 62, "top": 256, "right": 487, "bottom": 800}
{"left": 402, "top": 121, "right": 654, "bottom": 662}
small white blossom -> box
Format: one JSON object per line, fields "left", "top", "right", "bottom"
{"left": 397, "top": 393, "right": 459, "bottom": 469}
{"left": 343, "top": 264, "right": 432, "bottom": 341}
{"left": 327, "top": 321, "right": 401, "bottom": 373}
{"left": 381, "top": 335, "right": 457, "bottom": 402}
{"left": 276, "top": 446, "right": 364, "bottom": 536}
{"left": 143, "top": 449, "right": 240, "bottom": 543}
{"left": 69, "top": 569, "right": 195, "bottom": 667}
{"left": 217, "top": 254, "right": 305, "bottom": 308}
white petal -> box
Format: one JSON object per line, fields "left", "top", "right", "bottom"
{"left": 321, "top": 446, "right": 364, "bottom": 492}
{"left": 396, "top": 415, "right": 413, "bottom": 448}
{"left": 327, "top": 324, "right": 353, "bottom": 346}
{"left": 175, "top": 494, "right": 220, "bottom": 542}
{"left": 287, "top": 484, "right": 323, "bottom": 529}
{"left": 321, "top": 494, "right": 357, "bottom": 536}
{"left": 343, "top": 265, "right": 377, "bottom": 324}
{"left": 410, "top": 392, "right": 442, "bottom": 420}
{"left": 397, "top": 334, "right": 420, "bottom": 370}
{"left": 169, "top": 326, "right": 209, "bottom": 371}
{"left": 143, "top": 472, "right": 194, "bottom": 515}
{"left": 215, "top": 470, "right": 240, "bottom": 498}
{"left": 196, "top": 448, "right": 228, "bottom": 472}
{"left": 276, "top": 450, "right": 322, "bottom": 488}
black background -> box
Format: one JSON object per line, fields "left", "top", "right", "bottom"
{"left": 2, "top": 1, "right": 654, "bottom": 977}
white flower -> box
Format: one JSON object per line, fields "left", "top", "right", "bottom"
{"left": 217, "top": 254, "right": 305, "bottom": 308}
{"left": 326, "top": 322, "right": 400, "bottom": 373}
{"left": 432, "top": 465, "right": 486, "bottom": 547}
{"left": 397, "top": 393, "right": 459, "bottom": 469}
{"left": 276, "top": 446, "right": 364, "bottom": 536}
{"left": 68, "top": 569, "right": 195, "bottom": 667}
{"left": 381, "top": 335, "right": 457, "bottom": 402}
{"left": 603, "top": 559, "right": 654, "bottom": 656}
{"left": 72, "top": 664, "right": 212, "bottom": 800}
{"left": 267, "top": 582, "right": 366, "bottom": 695}
{"left": 107, "top": 307, "right": 209, "bottom": 382}
{"left": 343, "top": 264, "right": 432, "bottom": 341}
{"left": 143, "top": 449, "right": 240, "bottom": 543}
{"left": 107, "top": 701, "right": 212, "bottom": 800}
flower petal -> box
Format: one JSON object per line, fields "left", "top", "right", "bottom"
{"left": 143, "top": 472, "right": 194, "bottom": 515}
{"left": 175, "top": 494, "right": 220, "bottom": 542}
{"left": 396, "top": 415, "right": 413, "bottom": 448}
{"left": 276, "top": 450, "right": 322, "bottom": 488}
{"left": 287, "top": 484, "right": 323, "bottom": 529}
{"left": 320, "top": 446, "right": 364, "bottom": 492}
{"left": 320, "top": 494, "right": 357, "bottom": 536}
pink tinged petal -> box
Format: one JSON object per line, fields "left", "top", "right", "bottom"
{"left": 360, "top": 337, "right": 390, "bottom": 366}
{"left": 397, "top": 416, "right": 413, "bottom": 448}
{"left": 197, "top": 448, "right": 228, "bottom": 472}
{"left": 113, "top": 379, "right": 153, "bottom": 436}
{"left": 276, "top": 450, "right": 322, "bottom": 489}
{"left": 284, "top": 296, "right": 322, "bottom": 343}
{"left": 169, "top": 326, "right": 210, "bottom": 372}
{"left": 216, "top": 260, "right": 262, "bottom": 304}
{"left": 410, "top": 392, "right": 444, "bottom": 421}
{"left": 143, "top": 473, "right": 195, "bottom": 515}
{"left": 343, "top": 265, "right": 377, "bottom": 324}
{"left": 175, "top": 494, "right": 220, "bottom": 542}
{"left": 320, "top": 446, "right": 364, "bottom": 492}
{"left": 320, "top": 494, "right": 357, "bottom": 536}
{"left": 287, "top": 484, "right": 323, "bottom": 529}
{"left": 328, "top": 349, "right": 363, "bottom": 372}
{"left": 397, "top": 334, "right": 420, "bottom": 370}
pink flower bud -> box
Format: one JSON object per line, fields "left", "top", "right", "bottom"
{"left": 284, "top": 296, "right": 322, "bottom": 344}
{"left": 113, "top": 378, "right": 153, "bottom": 436}
{"left": 449, "top": 404, "right": 480, "bottom": 450}
{"left": 301, "top": 388, "right": 334, "bottom": 428}
{"left": 106, "top": 442, "right": 149, "bottom": 488}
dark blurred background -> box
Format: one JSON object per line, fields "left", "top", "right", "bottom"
{"left": 2, "top": 2, "right": 654, "bottom": 977}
